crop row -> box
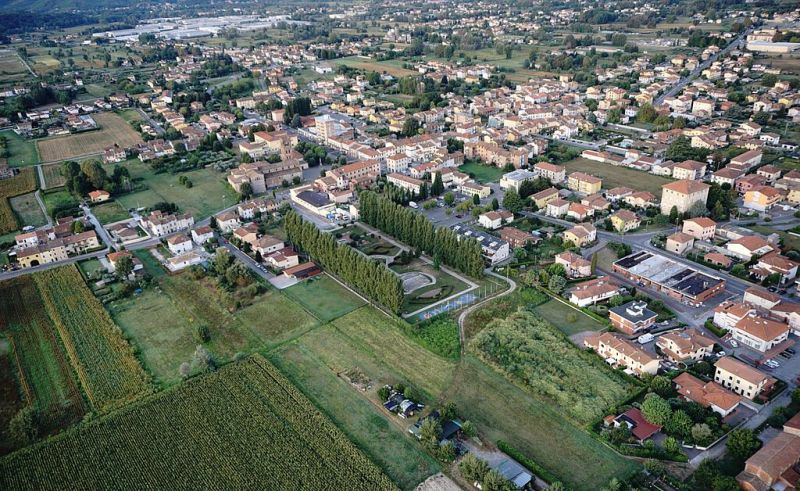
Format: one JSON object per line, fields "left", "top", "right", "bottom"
{"left": 32, "top": 266, "right": 150, "bottom": 413}
{"left": 0, "top": 355, "right": 398, "bottom": 490}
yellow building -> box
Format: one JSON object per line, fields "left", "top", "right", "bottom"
{"left": 567, "top": 172, "right": 602, "bottom": 194}
{"left": 660, "top": 179, "right": 710, "bottom": 215}
{"left": 610, "top": 210, "right": 641, "bottom": 233}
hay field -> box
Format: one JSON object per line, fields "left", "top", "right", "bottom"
{"left": 37, "top": 113, "right": 143, "bottom": 162}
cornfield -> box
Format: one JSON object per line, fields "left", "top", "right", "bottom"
{"left": 32, "top": 266, "right": 151, "bottom": 413}
{"left": 0, "top": 168, "right": 37, "bottom": 234}
{"left": 0, "top": 355, "right": 399, "bottom": 491}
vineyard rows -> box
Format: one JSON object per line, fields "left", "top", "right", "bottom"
{"left": 0, "top": 355, "right": 399, "bottom": 491}
{"left": 0, "top": 168, "right": 37, "bottom": 234}
{"left": 32, "top": 266, "right": 150, "bottom": 413}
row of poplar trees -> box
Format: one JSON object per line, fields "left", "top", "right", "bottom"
{"left": 285, "top": 211, "right": 404, "bottom": 313}
{"left": 359, "top": 191, "right": 484, "bottom": 278}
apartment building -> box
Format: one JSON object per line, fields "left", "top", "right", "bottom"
{"left": 660, "top": 179, "right": 710, "bottom": 215}
{"left": 584, "top": 332, "right": 660, "bottom": 376}
{"left": 714, "top": 357, "right": 773, "bottom": 399}
{"left": 567, "top": 172, "right": 602, "bottom": 194}
{"left": 657, "top": 329, "right": 715, "bottom": 363}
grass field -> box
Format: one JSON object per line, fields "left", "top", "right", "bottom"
{"left": 0, "top": 51, "right": 29, "bottom": 85}
{"left": 36, "top": 113, "right": 143, "bottom": 162}
{"left": 0, "top": 356, "right": 398, "bottom": 491}
{"left": 0, "top": 168, "right": 38, "bottom": 234}
{"left": 0, "top": 277, "right": 87, "bottom": 452}
{"left": 0, "top": 130, "right": 39, "bottom": 167}
{"left": 533, "top": 298, "right": 607, "bottom": 336}
{"left": 115, "top": 160, "right": 234, "bottom": 219}
{"left": 33, "top": 267, "right": 150, "bottom": 412}
{"left": 89, "top": 201, "right": 129, "bottom": 224}
{"left": 28, "top": 55, "right": 60, "bottom": 74}
{"left": 446, "top": 356, "right": 639, "bottom": 491}
{"left": 391, "top": 258, "right": 470, "bottom": 314}
{"left": 283, "top": 274, "right": 366, "bottom": 322}
{"left": 109, "top": 271, "right": 318, "bottom": 385}
{"left": 40, "top": 163, "right": 67, "bottom": 189}
{"left": 40, "top": 190, "right": 78, "bottom": 219}
{"left": 563, "top": 157, "right": 675, "bottom": 195}
{"left": 271, "top": 344, "right": 440, "bottom": 490}
{"left": 116, "top": 109, "right": 142, "bottom": 123}
{"left": 333, "top": 56, "right": 418, "bottom": 77}
{"left": 8, "top": 192, "right": 47, "bottom": 229}
{"left": 458, "top": 161, "right": 505, "bottom": 184}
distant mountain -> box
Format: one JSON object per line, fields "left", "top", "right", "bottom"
{"left": 0, "top": 0, "right": 148, "bottom": 11}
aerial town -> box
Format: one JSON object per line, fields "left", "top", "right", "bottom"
{"left": 0, "top": 0, "right": 799, "bottom": 490}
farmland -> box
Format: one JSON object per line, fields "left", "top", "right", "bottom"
{"left": 115, "top": 160, "right": 234, "bottom": 219}
{"left": 0, "top": 50, "right": 29, "bottom": 86}
{"left": 0, "top": 130, "right": 39, "bottom": 168}
{"left": 40, "top": 190, "right": 79, "bottom": 219}
{"left": 36, "top": 113, "right": 143, "bottom": 162}
{"left": 8, "top": 193, "right": 47, "bottom": 229}
{"left": 446, "top": 356, "right": 640, "bottom": 491}
{"left": 0, "top": 168, "right": 38, "bottom": 234}
{"left": 562, "top": 157, "right": 675, "bottom": 195}
{"left": 283, "top": 274, "right": 366, "bottom": 322}
{"left": 33, "top": 267, "right": 151, "bottom": 412}
{"left": 332, "top": 56, "right": 417, "bottom": 77}
{"left": 39, "top": 163, "right": 67, "bottom": 189}
{"left": 0, "top": 355, "right": 398, "bottom": 491}
{"left": 0, "top": 277, "right": 87, "bottom": 453}
{"left": 88, "top": 201, "right": 129, "bottom": 224}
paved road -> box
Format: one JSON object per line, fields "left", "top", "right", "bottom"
{"left": 217, "top": 236, "right": 275, "bottom": 281}
{"left": 0, "top": 248, "right": 109, "bottom": 280}
{"left": 655, "top": 28, "right": 752, "bottom": 105}
{"left": 81, "top": 204, "right": 117, "bottom": 251}
{"left": 136, "top": 108, "right": 165, "bottom": 136}
{"left": 35, "top": 190, "right": 52, "bottom": 226}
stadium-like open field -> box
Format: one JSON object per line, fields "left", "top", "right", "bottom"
{"left": 563, "top": 157, "right": 674, "bottom": 195}
{"left": 0, "top": 355, "right": 398, "bottom": 491}
{"left": 36, "top": 113, "right": 143, "bottom": 162}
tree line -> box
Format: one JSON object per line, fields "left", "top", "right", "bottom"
{"left": 359, "top": 191, "right": 484, "bottom": 278}
{"left": 285, "top": 211, "right": 403, "bottom": 313}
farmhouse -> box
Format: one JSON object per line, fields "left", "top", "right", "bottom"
{"left": 613, "top": 251, "right": 725, "bottom": 306}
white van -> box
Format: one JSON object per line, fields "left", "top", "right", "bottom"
{"left": 637, "top": 333, "right": 654, "bottom": 344}
{"left": 408, "top": 201, "right": 418, "bottom": 209}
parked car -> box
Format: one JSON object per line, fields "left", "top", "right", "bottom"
{"left": 729, "top": 340, "right": 738, "bottom": 348}
{"left": 787, "top": 348, "right": 796, "bottom": 355}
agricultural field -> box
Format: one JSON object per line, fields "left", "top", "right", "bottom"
{"left": 533, "top": 298, "right": 607, "bottom": 336}
{"left": 458, "top": 161, "right": 505, "bottom": 184}
{"left": 271, "top": 344, "right": 440, "bottom": 490}
{"left": 0, "top": 356, "right": 398, "bottom": 491}
{"left": 39, "top": 163, "right": 67, "bottom": 189}
{"left": 562, "top": 157, "right": 675, "bottom": 195}
{"left": 0, "top": 130, "right": 39, "bottom": 168}
{"left": 283, "top": 274, "right": 366, "bottom": 322}
{"left": 109, "top": 269, "right": 318, "bottom": 384}
{"left": 88, "top": 201, "right": 129, "bottom": 224}
{"left": 0, "top": 168, "right": 38, "bottom": 234}
{"left": 0, "top": 277, "right": 87, "bottom": 453}
{"left": 0, "top": 50, "right": 30, "bottom": 85}
{"left": 115, "top": 160, "right": 234, "bottom": 219}
{"left": 446, "top": 356, "right": 640, "bottom": 491}
{"left": 8, "top": 192, "right": 47, "bottom": 229}
{"left": 469, "top": 308, "right": 638, "bottom": 426}
{"left": 116, "top": 109, "right": 142, "bottom": 123}
{"left": 28, "top": 55, "right": 60, "bottom": 74}
{"left": 332, "top": 56, "right": 418, "bottom": 77}
{"left": 36, "top": 113, "right": 143, "bottom": 162}
{"left": 32, "top": 266, "right": 151, "bottom": 412}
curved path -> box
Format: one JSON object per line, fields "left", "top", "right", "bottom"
{"left": 457, "top": 270, "right": 517, "bottom": 355}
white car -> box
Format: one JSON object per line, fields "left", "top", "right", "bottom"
{"left": 729, "top": 340, "right": 739, "bottom": 348}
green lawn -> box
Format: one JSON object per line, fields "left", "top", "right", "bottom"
{"left": 282, "top": 274, "right": 366, "bottom": 322}
{"left": 270, "top": 344, "right": 440, "bottom": 491}
{"left": 89, "top": 201, "right": 129, "bottom": 224}
{"left": 116, "top": 109, "right": 141, "bottom": 123}
{"left": 446, "top": 356, "right": 639, "bottom": 491}
{"left": 533, "top": 298, "right": 607, "bottom": 336}
{"left": 390, "top": 258, "right": 470, "bottom": 314}
{"left": 0, "top": 130, "right": 39, "bottom": 167}
{"left": 115, "top": 160, "right": 235, "bottom": 219}
{"left": 8, "top": 192, "right": 47, "bottom": 228}
{"left": 41, "top": 190, "right": 79, "bottom": 218}
{"left": 563, "top": 157, "right": 675, "bottom": 195}
{"left": 458, "top": 161, "right": 505, "bottom": 184}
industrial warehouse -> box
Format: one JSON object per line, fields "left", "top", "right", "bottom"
{"left": 612, "top": 251, "right": 726, "bottom": 306}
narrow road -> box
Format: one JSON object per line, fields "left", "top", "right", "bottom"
{"left": 34, "top": 190, "right": 52, "bottom": 227}
{"left": 36, "top": 165, "right": 47, "bottom": 191}
{"left": 0, "top": 248, "right": 109, "bottom": 280}
{"left": 136, "top": 108, "right": 165, "bottom": 136}
{"left": 456, "top": 270, "right": 517, "bottom": 355}
{"left": 80, "top": 204, "right": 117, "bottom": 251}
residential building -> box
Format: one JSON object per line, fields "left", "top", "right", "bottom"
{"left": 464, "top": 141, "right": 526, "bottom": 169}
{"left": 531, "top": 187, "right": 560, "bottom": 209}
{"left": 215, "top": 211, "right": 240, "bottom": 234}
{"left": 533, "top": 162, "right": 566, "bottom": 183}
{"left": 167, "top": 234, "right": 193, "bottom": 255}
{"left": 500, "top": 169, "right": 536, "bottom": 191}
{"left": 450, "top": 224, "right": 509, "bottom": 265}
{"left": 386, "top": 173, "right": 424, "bottom": 195}
{"left": 554, "top": 251, "right": 592, "bottom": 278}
{"left": 713, "top": 301, "right": 757, "bottom": 330}
{"left": 726, "top": 236, "right": 774, "bottom": 261}
{"left": 714, "top": 356, "right": 774, "bottom": 399}
{"left": 729, "top": 314, "right": 789, "bottom": 352}
{"left": 191, "top": 226, "right": 214, "bottom": 245}
{"left": 609, "top": 210, "right": 641, "bottom": 233}
{"left": 563, "top": 223, "right": 596, "bottom": 247}
{"left": 609, "top": 301, "right": 657, "bottom": 335}
{"left": 682, "top": 217, "right": 716, "bottom": 241}
{"left": 665, "top": 232, "right": 695, "bottom": 255}
{"left": 672, "top": 160, "right": 707, "bottom": 180}
{"left": 737, "top": 426, "right": 800, "bottom": 491}
{"left": 568, "top": 277, "right": 620, "bottom": 307}
{"left": 743, "top": 186, "right": 782, "bottom": 212}
{"left": 499, "top": 227, "right": 538, "bottom": 249}
{"left": 459, "top": 182, "right": 491, "bottom": 199}
{"left": 140, "top": 211, "right": 194, "bottom": 237}
{"left": 673, "top": 372, "right": 742, "bottom": 417}
{"left": 657, "top": 329, "right": 715, "bottom": 363}
{"left": 584, "top": 332, "right": 659, "bottom": 376}
{"left": 478, "top": 210, "right": 514, "bottom": 230}
{"left": 567, "top": 172, "right": 602, "bottom": 194}
{"left": 660, "top": 179, "right": 710, "bottom": 215}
